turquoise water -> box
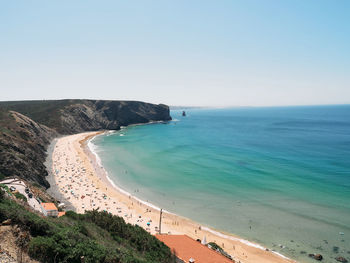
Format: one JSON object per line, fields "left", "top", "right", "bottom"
{"left": 92, "top": 105, "right": 350, "bottom": 262}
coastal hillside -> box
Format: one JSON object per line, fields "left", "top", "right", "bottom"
{"left": 0, "top": 100, "right": 171, "bottom": 134}
{"left": 0, "top": 190, "right": 173, "bottom": 263}
{"left": 0, "top": 100, "right": 171, "bottom": 187}
{"left": 0, "top": 109, "right": 57, "bottom": 188}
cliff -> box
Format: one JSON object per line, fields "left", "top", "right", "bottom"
{"left": 0, "top": 100, "right": 171, "bottom": 187}
{"left": 0, "top": 110, "right": 57, "bottom": 188}
{"left": 0, "top": 100, "right": 171, "bottom": 134}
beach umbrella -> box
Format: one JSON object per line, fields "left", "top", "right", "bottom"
{"left": 147, "top": 222, "right": 150, "bottom": 226}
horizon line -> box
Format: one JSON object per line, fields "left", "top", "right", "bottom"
{"left": 0, "top": 99, "right": 349, "bottom": 109}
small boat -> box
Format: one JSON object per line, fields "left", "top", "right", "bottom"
{"left": 182, "top": 111, "right": 186, "bottom": 117}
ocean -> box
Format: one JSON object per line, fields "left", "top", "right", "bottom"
{"left": 91, "top": 105, "right": 350, "bottom": 263}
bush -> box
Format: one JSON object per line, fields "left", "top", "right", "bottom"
{"left": 32, "top": 182, "right": 43, "bottom": 188}
{"left": 83, "top": 210, "right": 172, "bottom": 261}
{"left": 65, "top": 210, "right": 82, "bottom": 220}
{"left": 28, "top": 236, "right": 56, "bottom": 262}
{"left": 14, "top": 192, "right": 27, "bottom": 202}
{"left": 29, "top": 228, "right": 122, "bottom": 263}
{"left": 0, "top": 198, "right": 52, "bottom": 236}
{"left": 0, "top": 198, "right": 173, "bottom": 263}
{"left": 0, "top": 184, "right": 9, "bottom": 193}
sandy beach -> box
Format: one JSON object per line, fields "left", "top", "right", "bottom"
{"left": 50, "top": 131, "right": 296, "bottom": 263}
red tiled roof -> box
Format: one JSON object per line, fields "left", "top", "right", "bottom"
{"left": 41, "top": 203, "right": 58, "bottom": 211}
{"left": 58, "top": 211, "right": 66, "bottom": 217}
{"left": 156, "top": 235, "right": 233, "bottom": 263}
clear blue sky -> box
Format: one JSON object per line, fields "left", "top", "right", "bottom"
{"left": 1, "top": 0, "right": 349, "bottom": 106}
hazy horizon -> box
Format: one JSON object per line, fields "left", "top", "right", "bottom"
{"left": 1, "top": 1, "right": 349, "bottom": 107}
{"left": 1, "top": 98, "right": 349, "bottom": 109}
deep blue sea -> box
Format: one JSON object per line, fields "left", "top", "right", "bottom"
{"left": 92, "top": 105, "right": 350, "bottom": 262}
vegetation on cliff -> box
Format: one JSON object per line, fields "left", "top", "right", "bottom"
{"left": 0, "top": 194, "right": 173, "bottom": 263}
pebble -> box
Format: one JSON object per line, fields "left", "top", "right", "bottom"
{"left": 0, "top": 251, "right": 17, "bottom": 263}
{"left": 336, "top": 256, "right": 348, "bottom": 263}
{"left": 308, "top": 253, "right": 323, "bottom": 261}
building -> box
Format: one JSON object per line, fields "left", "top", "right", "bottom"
{"left": 156, "top": 235, "right": 234, "bottom": 263}
{"left": 58, "top": 211, "right": 66, "bottom": 217}
{"left": 40, "top": 203, "right": 59, "bottom": 217}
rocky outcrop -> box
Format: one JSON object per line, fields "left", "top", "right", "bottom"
{"left": 309, "top": 253, "right": 323, "bottom": 261}
{"left": 0, "top": 100, "right": 171, "bottom": 187}
{"left": 336, "top": 257, "right": 348, "bottom": 263}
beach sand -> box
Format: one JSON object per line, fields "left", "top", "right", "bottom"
{"left": 50, "top": 131, "right": 296, "bottom": 263}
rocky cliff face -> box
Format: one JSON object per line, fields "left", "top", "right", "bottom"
{"left": 0, "top": 100, "right": 171, "bottom": 187}
{"left": 58, "top": 100, "right": 171, "bottom": 134}
{"left": 1, "top": 100, "right": 171, "bottom": 134}
{"left": 0, "top": 111, "right": 57, "bottom": 187}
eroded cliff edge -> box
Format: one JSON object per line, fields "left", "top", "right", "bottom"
{"left": 0, "top": 100, "right": 171, "bottom": 187}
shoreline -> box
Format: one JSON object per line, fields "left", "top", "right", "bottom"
{"left": 86, "top": 132, "right": 290, "bottom": 258}
{"left": 45, "top": 137, "right": 76, "bottom": 212}
{"left": 86, "top": 131, "right": 173, "bottom": 214}
{"left": 49, "top": 130, "right": 296, "bottom": 263}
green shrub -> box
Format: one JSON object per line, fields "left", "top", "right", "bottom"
{"left": 14, "top": 192, "right": 27, "bottom": 202}
{"left": 29, "top": 228, "right": 121, "bottom": 263}
{"left": 0, "top": 198, "right": 52, "bottom": 236}
{"left": 0, "top": 184, "right": 9, "bottom": 193}
{"left": 32, "top": 182, "right": 42, "bottom": 188}
{"left": 83, "top": 210, "right": 172, "bottom": 261}
{"left": 28, "top": 236, "right": 56, "bottom": 262}
{"left": 65, "top": 210, "right": 82, "bottom": 220}
{"left": 0, "top": 198, "right": 173, "bottom": 263}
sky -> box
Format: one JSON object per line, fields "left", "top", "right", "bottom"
{"left": 0, "top": 0, "right": 349, "bottom": 107}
